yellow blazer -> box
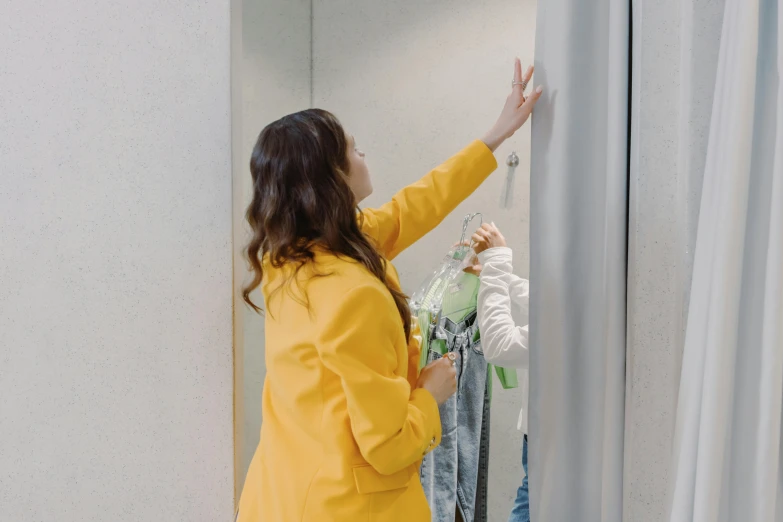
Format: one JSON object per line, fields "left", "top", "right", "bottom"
{"left": 237, "top": 140, "right": 497, "bottom": 522}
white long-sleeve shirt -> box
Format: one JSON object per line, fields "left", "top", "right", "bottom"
{"left": 476, "top": 247, "right": 530, "bottom": 433}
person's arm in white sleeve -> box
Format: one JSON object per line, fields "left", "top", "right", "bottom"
{"left": 476, "top": 246, "right": 530, "bottom": 369}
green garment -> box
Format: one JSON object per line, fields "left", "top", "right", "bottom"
{"left": 414, "top": 268, "right": 518, "bottom": 392}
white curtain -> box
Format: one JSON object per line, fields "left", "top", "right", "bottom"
{"left": 669, "top": 0, "right": 783, "bottom": 520}
{"left": 528, "top": 0, "right": 629, "bottom": 520}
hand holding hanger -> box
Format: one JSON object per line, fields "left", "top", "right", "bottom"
{"left": 455, "top": 223, "right": 507, "bottom": 275}
{"left": 471, "top": 222, "right": 507, "bottom": 253}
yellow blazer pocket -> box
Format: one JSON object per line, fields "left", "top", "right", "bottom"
{"left": 352, "top": 465, "right": 412, "bottom": 495}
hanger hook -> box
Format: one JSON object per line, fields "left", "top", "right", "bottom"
{"left": 458, "top": 212, "right": 483, "bottom": 247}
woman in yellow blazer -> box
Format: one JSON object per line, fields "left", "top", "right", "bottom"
{"left": 238, "top": 60, "right": 541, "bottom": 522}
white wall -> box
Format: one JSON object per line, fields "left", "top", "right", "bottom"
{"left": 0, "top": 2, "right": 234, "bottom": 520}
{"left": 624, "top": 0, "right": 725, "bottom": 520}
{"left": 313, "top": 1, "right": 536, "bottom": 519}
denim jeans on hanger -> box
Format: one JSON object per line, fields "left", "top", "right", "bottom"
{"left": 420, "top": 310, "right": 490, "bottom": 522}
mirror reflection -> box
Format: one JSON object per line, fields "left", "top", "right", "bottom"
{"left": 235, "top": 1, "right": 537, "bottom": 521}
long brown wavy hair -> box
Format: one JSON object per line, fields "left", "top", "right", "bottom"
{"left": 243, "top": 109, "right": 411, "bottom": 340}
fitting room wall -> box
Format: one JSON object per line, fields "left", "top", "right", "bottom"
{"left": 313, "top": 0, "right": 536, "bottom": 518}
{"left": 0, "top": 1, "right": 234, "bottom": 520}
{"left": 623, "top": 0, "right": 725, "bottom": 520}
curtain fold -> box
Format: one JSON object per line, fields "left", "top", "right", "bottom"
{"left": 528, "top": 1, "right": 630, "bottom": 520}
{"left": 668, "top": 0, "right": 783, "bottom": 520}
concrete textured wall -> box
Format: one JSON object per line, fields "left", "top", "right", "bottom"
{"left": 0, "top": 1, "right": 234, "bottom": 520}
{"left": 624, "top": 1, "right": 724, "bottom": 520}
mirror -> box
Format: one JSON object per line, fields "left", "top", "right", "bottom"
{"left": 233, "top": 0, "right": 537, "bottom": 519}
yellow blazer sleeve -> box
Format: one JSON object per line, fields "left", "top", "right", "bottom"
{"left": 316, "top": 283, "right": 442, "bottom": 475}
{"left": 361, "top": 140, "right": 498, "bottom": 260}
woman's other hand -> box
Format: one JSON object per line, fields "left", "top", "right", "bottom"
{"left": 481, "top": 58, "right": 543, "bottom": 152}
{"left": 471, "top": 222, "right": 507, "bottom": 254}
{"left": 417, "top": 354, "right": 458, "bottom": 405}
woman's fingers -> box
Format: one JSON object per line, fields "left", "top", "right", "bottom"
{"left": 481, "top": 222, "right": 501, "bottom": 238}
{"left": 521, "top": 65, "right": 534, "bottom": 88}
{"left": 512, "top": 61, "right": 534, "bottom": 101}
{"left": 521, "top": 85, "right": 544, "bottom": 112}
{"left": 513, "top": 58, "right": 523, "bottom": 85}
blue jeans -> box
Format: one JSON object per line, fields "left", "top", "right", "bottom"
{"left": 420, "top": 310, "right": 490, "bottom": 522}
{"left": 508, "top": 435, "right": 529, "bottom": 522}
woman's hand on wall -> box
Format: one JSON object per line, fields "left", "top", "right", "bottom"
{"left": 481, "top": 58, "right": 542, "bottom": 152}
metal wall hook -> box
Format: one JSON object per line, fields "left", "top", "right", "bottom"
{"left": 500, "top": 151, "right": 519, "bottom": 209}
